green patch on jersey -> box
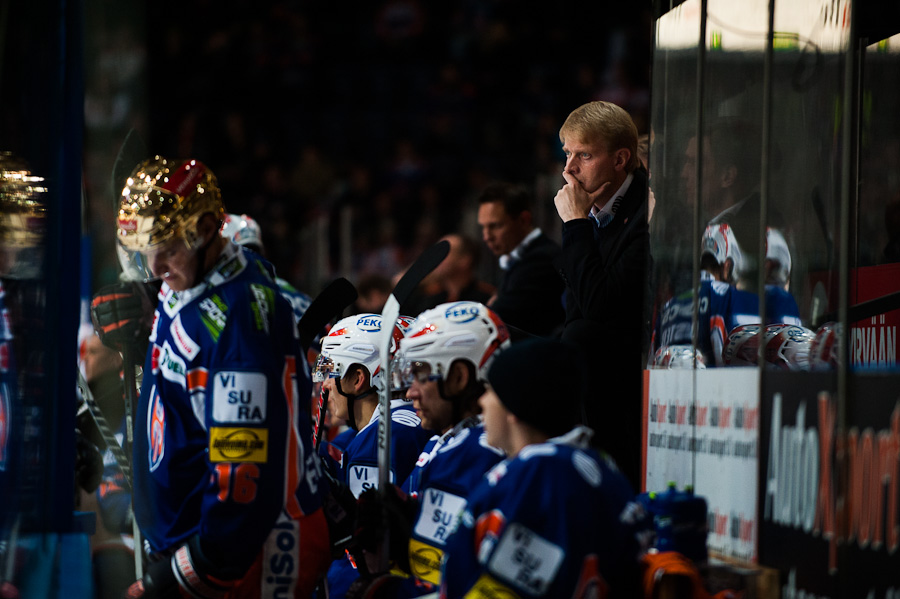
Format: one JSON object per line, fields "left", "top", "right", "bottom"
{"left": 199, "top": 294, "right": 228, "bottom": 342}
{"left": 217, "top": 256, "right": 243, "bottom": 280}
{"left": 250, "top": 284, "right": 275, "bottom": 333}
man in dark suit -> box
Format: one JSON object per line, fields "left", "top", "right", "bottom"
{"left": 477, "top": 182, "right": 565, "bottom": 339}
{"left": 553, "top": 100, "right": 650, "bottom": 490}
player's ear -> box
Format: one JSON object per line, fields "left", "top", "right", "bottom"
{"left": 354, "top": 366, "right": 370, "bottom": 393}
{"left": 196, "top": 212, "right": 220, "bottom": 245}
{"left": 445, "top": 360, "right": 471, "bottom": 396}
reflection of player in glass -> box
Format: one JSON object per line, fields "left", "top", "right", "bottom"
{"left": 0, "top": 152, "right": 42, "bottom": 597}
{"left": 115, "top": 157, "right": 330, "bottom": 597}
{"left": 220, "top": 212, "right": 312, "bottom": 326}
{"left": 652, "top": 223, "right": 801, "bottom": 368}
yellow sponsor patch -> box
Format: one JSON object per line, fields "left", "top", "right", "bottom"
{"left": 463, "top": 573, "right": 521, "bottom": 599}
{"left": 209, "top": 427, "right": 268, "bottom": 463}
{"left": 408, "top": 538, "right": 443, "bottom": 585}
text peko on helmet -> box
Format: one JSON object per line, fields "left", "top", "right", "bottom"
{"left": 396, "top": 301, "right": 510, "bottom": 388}
{"left": 116, "top": 157, "right": 224, "bottom": 281}
{"left": 313, "top": 313, "right": 407, "bottom": 393}
{"left": 220, "top": 213, "right": 264, "bottom": 254}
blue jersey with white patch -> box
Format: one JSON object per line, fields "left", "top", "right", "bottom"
{"left": 326, "top": 400, "right": 431, "bottom": 597}
{"left": 405, "top": 418, "right": 505, "bottom": 588}
{"left": 441, "top": 428, "right": 644, "bottom": 599}
{"left": 341, "top": 400, "right": 432, "bottom": 497}
{"left": 133, "top": 244, "right": 325, "bottom": 576}
{"left": 654, "top": 279, "right": 733, "bottom": 366}
{"left": 655, "top": 279, "right": 802, "bottom": 367}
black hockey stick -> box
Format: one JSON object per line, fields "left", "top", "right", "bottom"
{"left": 111, "top": 128, "right": 149, "bottom": 209}
{"left": 121, "top": 346, "right": 144, "bottom": 578}
{"left": 297, "top": 277, "right": 358, "bottom": 448}
{"left": 76, "top": 369, "right": 132, "bottom": 492}
{"left": 376, "top": 239, "right": 450, "bottom": 572}
{"left": 298, "top": 277, "right": 358, "bottom": 356}
{"left": 814, "top": 290, "right": 900, "bottom": 329}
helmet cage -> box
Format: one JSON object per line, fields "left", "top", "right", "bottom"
{"left": 116, "top": 157, "right": 223, "bottom": 280}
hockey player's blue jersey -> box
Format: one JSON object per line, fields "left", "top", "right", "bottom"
{"left": 325, "top": 400, "right": 431, "bottom": 598}
{"left": 405, "top": 417, "right": 505, "bottom": 587}
{"left": 276, "top": 276, "right": 312, "bottom": 326}
{"left": 441, "top": 427, "right": 645, "bottom": 599}
{"left": 0, "top": 280, "right": 17, "bottom": 528}
{"left": 133, "top": 244, "right": 327, "bottom": 582}
{"left": 654, "top": 277, "right": 801, "bottom": 366}
{"left": 341, "top": 400, "right": 432, "bottom": 497}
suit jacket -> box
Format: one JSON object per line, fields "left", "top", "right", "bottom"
{"left": 554, "top": 167, "right": 651, "bottom": 489}
{"left": 490, "top": 233, "right": 565, "bottom": 338}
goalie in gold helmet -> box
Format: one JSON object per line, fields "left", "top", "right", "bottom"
{"left": 97, "top": 156, "right": 332, "bottom": 598}
{"left": 116, "top": 156, "right": 225, "bottom": 289}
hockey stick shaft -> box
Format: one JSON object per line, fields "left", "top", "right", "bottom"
{"left": 121, "top": 347, "right": 143, "bottom": 579}
{"left": 376, "top": 240, "right": 449, "bottom": 571}
{"left": 298, "top": 277, "right": 358, "bottom": 448}
{"left": 76, "top": 368, "right": 132, "bottom": 491}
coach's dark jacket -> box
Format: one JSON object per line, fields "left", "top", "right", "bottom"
{"left": 490, "top": 233, "right": 565, "bottom": 338}
{"left": 554, "top": 167, "right": 651, "bottom": 489}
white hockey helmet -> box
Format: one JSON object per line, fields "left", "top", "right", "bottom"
{"left": 313, "top": 312, "right": 406, "bottom": 392}
{"left": 810, "top": 321, "right": 841, "bottom": 370}
{"left": 221, "top": 213, "right": 264, "bottom": 254}
{"left": 765, "top": 227, "right": 792, "bottom": 288}
{"left": 763, "top": 323, "right": 815, "bottom": 371}
{"left": 396, "top": 301, "right": 510, "bottom": 387}
{"left": 722, "top": 323, "right": 761, "bottom": 366}
{"left": 652, "top": 345, "right": 707, "bottom": 369}
{"left": 701, "top": 222, "right": 744, "bottom": 284}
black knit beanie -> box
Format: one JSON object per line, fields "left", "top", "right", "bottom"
{"left": 486, "top": 337, "right": 587, "bottom": 438}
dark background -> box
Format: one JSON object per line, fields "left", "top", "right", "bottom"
{"left": 81, "top": 0, "right": 653, "bottom": 292}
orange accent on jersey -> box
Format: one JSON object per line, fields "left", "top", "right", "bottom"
{"left": 572, "top": 554, "right": 609, "bottom": 599}
{"left": 710, "top": 316, "right": 726, "bottom": 346}
{"left": 473, "top": 509, "right": 506, "bottom": 551}
{"left": 187, "top": 368, "right": 209, "bottom": 392}
{"left": 282, "top": 356, "right": 304, "bottom": 518}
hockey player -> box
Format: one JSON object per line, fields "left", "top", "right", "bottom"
{"left": 350, "top": 300, "right": 510, "bottom": 596}
{"left": 442, "top": 337, "right": 647, "bottom": 598}
{"left": 112, "top": 157, "right": 330, "bottom": 598}
{"left": 652, "top": 223, "right": 801, "bottom": 367}
{"left": 313, "top": 312, "right": 432, "bottom": 597}
{"left": 219, "top": 212, "right": 312, "bottom": 326}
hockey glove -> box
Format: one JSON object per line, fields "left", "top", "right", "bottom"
{"left": 91, "top": 281, "right": 159, "bottom": 356}
{"left": 354, "top": 485, "right": 418, "bottom": 575}
{"left": 123, "top": 539, "right": 235, "bottom": 599}
{"left": 320, "top": 464, "right": 359, "bottom": 559}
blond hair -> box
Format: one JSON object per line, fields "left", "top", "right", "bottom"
{"left": 559, "top": 101, "right": 640, "bottom": 172}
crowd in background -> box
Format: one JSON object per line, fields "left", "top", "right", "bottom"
{"left": 82, "top": 0, "right": 652, "bottom": 294}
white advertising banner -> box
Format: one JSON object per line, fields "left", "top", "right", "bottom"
{"left": 644, "top": 368, "right": 759, "bottom": 562}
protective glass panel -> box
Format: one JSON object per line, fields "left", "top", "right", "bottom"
{"left": 767, "top": 0, "right": 851, "bottom": 371}
{"left": 648, "top": 0, "right": 702, "bottom": 367}
{"left": 852, "top": 32, "right": 900, "bottom": 370}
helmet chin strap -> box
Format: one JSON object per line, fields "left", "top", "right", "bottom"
{"left": 334, "top": 384, "right": 376, "bottom": 431}
{"left": 438, "top": 378, "right": 485, "bottom": 425}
